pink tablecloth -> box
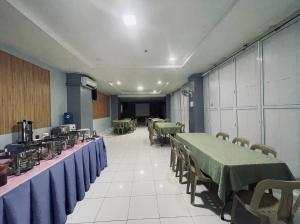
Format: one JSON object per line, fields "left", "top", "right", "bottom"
{"left": 0, "top": 141, "right": 88, "bottom": 196}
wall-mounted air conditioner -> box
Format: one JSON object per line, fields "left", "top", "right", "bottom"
{"left": 81, "top": 76, "right": 97, "bottom": 89}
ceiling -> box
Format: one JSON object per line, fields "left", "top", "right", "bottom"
{"left": 0, "top": 0, "right": 299, "bottom": 95}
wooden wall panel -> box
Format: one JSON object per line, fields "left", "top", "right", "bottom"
{"left": 0, "top": 50, "right": 51, "bottom": 134}
{"left": 93, "top": 92, "right": 110, "bottom": 119}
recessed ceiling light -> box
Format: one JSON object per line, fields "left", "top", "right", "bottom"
{"left": 157, "top": 80, "right": 162, "bottom": 85}
{"left": 116, "top": 81, "right": 121, "bottom": 85}
{"left": 153, "top": 90, "right": 157, "bottom": 94}
{"left": 109, "top": 82, "right": 114, "bottom": 86}
{"left": 166, "top": 82, "right": 169, "bottom": 85}
{"left": 122, "top": 14, "right": 136, "bottom": 26}
{"left": 169, "top": 57, "right": 176, "bottom": 62}
{"left": 137, "top": 85, "right": 143, "bottom": 91}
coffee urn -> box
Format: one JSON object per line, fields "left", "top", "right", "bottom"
{"left": 17, "top": 120, "right": 33, "bottom": 143}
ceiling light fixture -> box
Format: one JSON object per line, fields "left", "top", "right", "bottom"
{"left": 153, "top": 90, "right": 157, "bottom": 94}
{"left": 166, "top": 82, "right": 169, "bottom": 85}
{"left": 169, "top": 57, "right": 176, "bottom": 62}
{"left": 122, "top": 14, "right": 136, "bottom": 26}
{"left": 137, "top": 85, "right": 144, "bottom": 91}
{"left": 116, "top": 81, "right": 121, "bottom": 85}
{"left": 109, "top": 82, "right": 114, "bottom": 86}
{"left": 157, "top": 80, "right": 162, "bottom": 85}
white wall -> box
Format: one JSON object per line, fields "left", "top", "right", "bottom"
{"left": 93, "top": 117, "right": 111, "bottom": 133}
{"left": 203, "top": 19, "right": 300, "bottom": 177}
{"left": 170, "top": 88, "right": 189, "bottom": 132}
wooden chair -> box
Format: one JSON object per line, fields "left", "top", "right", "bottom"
{"left": 114, "top": 122, "right": 125, "bottom": 135}
{"left": 175, "top": 142, "right": 189, "bottom": 184}
{"left": 180, "top": 123, "right": 185, "bottom": 133}
{"left": 231, "top": 179, "right": 300, "bottom": 224}
{"left": 232, "top": 137, "right": 250, "bottom": 148}
{"left": 169, "top": 136, "right": 178, "bottom": 171}
{"left": 186, "top": 151, "right": 213, "bottom": 204}
{"left": 250, "top": 144, "right": 277, "bottom": 157}
{"left": 148, "top": 126, "right": 156, "bottom": 145}
{"left": 216, "top": 132, "right": 230, "bottom": 141}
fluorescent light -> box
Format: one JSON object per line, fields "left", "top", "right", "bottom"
{"left": 157, "top": 80, "right": 162, "bottom": 85}
{"left": 137, "top": 85, "right": 144, "bottom": 91}
{"left": 116, "top": 81, "right": 121, "bottom": 85}
{"left": 122, "top": 14, "right": 136, "bottom": 26}
{"left": 169, "top": 57, "right": 176, "bottom": 62}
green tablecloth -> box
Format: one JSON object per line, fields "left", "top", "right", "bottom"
{"left": 155, "top": 122, "right": 181, "bottom": 136}
{"left": 113, "top": 119, "right": 131, "bottom": 128}
{"left": 148, "top": 118, "right": 165, "bottom": 129}
{"left": 176, "top": 133, "right": 295, "bottom": 202}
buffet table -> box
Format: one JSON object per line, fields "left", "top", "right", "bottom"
{"left": 0, "top": 137, "right": 107, "bottom": 224}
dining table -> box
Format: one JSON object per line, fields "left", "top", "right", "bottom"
{"left": 176, "top": 133, "right": 295, "bottom": 220}
{"left": 155, "top": 122, "right": 181, "bottom": 137}
{"left": 148, "top": 118, "right": 165, "bottom": 129}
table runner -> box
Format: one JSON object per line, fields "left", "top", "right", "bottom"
{"left": 176, "top": 133, "right": 294, "bottom": 201}
{"left": 155, "top": 122, "right": 181, "bottom": 136}
{"left": 0, "top": 138, "right": 107, "bottom": 224}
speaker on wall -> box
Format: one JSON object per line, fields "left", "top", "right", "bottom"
{"left": 92, "top": 89, "right": 97, "bottom": 100}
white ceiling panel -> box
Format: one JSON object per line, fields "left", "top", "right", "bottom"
{"left": 0, "top": 0, "right": 299, "bottom": 95}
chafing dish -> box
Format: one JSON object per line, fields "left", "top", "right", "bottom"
{"left": 0, "top": 144, "right": 40, "bottom": 176}
{"left": 0, "top": 164, "right": 7, "bottom": 187}
{"left": 40, "top": 140, "right": 64, "bottom": 160}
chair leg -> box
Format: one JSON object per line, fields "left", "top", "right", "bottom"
{"left": 191, "top": 174, "right": 196, "bottom": 204}
{"left": 170, "top": 150, "right": 173, "bottom": 167}
{"left": 179, "top": 161, "right": 183, "bottom": 183}
{"left": 186, "top": 170, "right": 191, "bottom": 194}
{"left": 172, "top": 155, "right": 177, "bottom": 172}
{"left": 231, "top": 196, "right": 238, "bottom": 224}
{"left": 175, "top": 159, "right": 180, "bottom": 177}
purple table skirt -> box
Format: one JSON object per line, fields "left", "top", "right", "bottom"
{"left": 0, "top": 138, "right": 107, "bottom": 224}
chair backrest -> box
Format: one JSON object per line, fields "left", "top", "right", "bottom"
{"left": 177, "top": 143, "right": 189, "bottom": 163}
{"left": 216, "top": 132, "right": 229, "bottom": 141}
{"left": 249, "top": 179, "right": 300, "bottom": 222}
{"left": 170, "top": 135, "right": 176, "bottom": 151}
{"left": 180, "top": 124, "right": 185, "bottom": 133}
{"left": 188, "top": 153, "right": 209, "bottom": 179}
{"left": 232, "top": 137, "right": 249, "bottom": 147}
{"left": 250, "top": 144, "right": 277, "bottom": 157}
{"left": 176, "top": 122, "right": 181, "bottom": 126}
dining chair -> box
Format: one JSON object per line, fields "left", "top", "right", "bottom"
{"left": 232, "top": 137, "right": 250, "bottom": 148}
{"left": 250, "top": 144, "right": 277, "bottom": 157}
{"left": 169, "top": 136, "right": 179, "bottom": 171}
{"left": 175, "top": 141, "right": 190, "bottom": 184}
{"left": 148, "top": 126, "right": 156, "bottom": 145}
{"left": 180, "top": 123, "right": 185, "bottom": 133}
{"left": 186, "top": 150, "right": 213, "bottom": 204}
{"left": 117, "top": 122, "right": 125, "bottom": 135}
{"left": 216, "top": 132, "right": 230, "bottom": 141}
{"left": 231, "top": 179, "right": 300, "bottom": 224}
{"left": 134, "top": 119, "right": 138, "bottom": 130}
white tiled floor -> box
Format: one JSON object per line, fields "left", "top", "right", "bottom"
{"left": 66, "top": 127, "right": 300, "bottom": 224}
